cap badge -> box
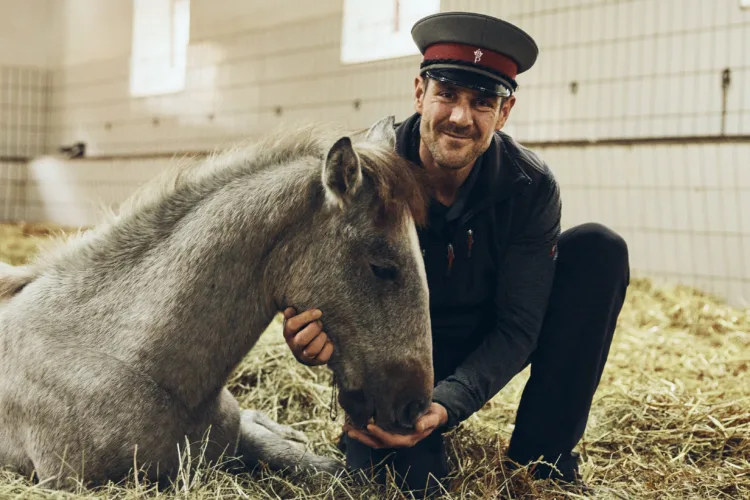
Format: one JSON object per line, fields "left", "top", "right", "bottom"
{"left": 473, "top": 48, "right": 483, "bottom": 63}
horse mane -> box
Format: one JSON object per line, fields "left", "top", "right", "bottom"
{"left": 116, "top": 123, "right": 334, "bottom": 220}
{"left": 2, "top": 122, "right": 430, "bottom": 292}
{"left": 118, "top": 122, "right": 429, "bottom": 227}
{"left": 351, "top": 140, "right": 430, "bottom": 228}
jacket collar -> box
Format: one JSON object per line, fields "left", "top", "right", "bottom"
{"left": 394, "top": 113, "right": 531, "bottom": 214}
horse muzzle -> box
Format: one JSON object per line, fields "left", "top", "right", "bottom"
{"left": 338, "top": 358, "right": 433, "bottom": 432}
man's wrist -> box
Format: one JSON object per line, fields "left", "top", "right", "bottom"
{"left": 432, "top": 382, "right": 464, "bottom": 428}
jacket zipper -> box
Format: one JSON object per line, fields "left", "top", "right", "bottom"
{"left": 446, "top": 243, "right": 454, "bottom": 276}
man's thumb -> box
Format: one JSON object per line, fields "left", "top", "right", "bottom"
{"left": 417, "top": 415, "right": 437, "bottom": 433}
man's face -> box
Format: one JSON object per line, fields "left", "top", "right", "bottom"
{"left": 414, "top": 76, "right": 515, "bottom": 171}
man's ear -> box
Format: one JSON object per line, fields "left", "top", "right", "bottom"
{"left": 414, "top": 76, "right": 426, "bottom": 114}
{"left": 495, "top": 95, "right": 516, "bottom": 131}
{"left": 322, "top": 136, "right": 362, "bottom": 208}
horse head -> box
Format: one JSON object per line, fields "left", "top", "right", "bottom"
{"left": 281, "top": 116, "right": 434, "bottom": 433}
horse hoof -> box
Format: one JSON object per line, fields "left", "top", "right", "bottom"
{"left": 308, "top": 456, "right": 346, "bottom": 476}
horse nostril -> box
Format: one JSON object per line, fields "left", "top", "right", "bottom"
{"left": 400, "top": 399, "right": 428, "bottom": 428}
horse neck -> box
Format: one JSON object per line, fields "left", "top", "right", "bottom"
{"left": 86, "top": 162, "right": 320, "bottom": 410}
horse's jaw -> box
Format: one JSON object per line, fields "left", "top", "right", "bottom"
{"left": 336, "top": 387, "right": 372, "bottom": 430}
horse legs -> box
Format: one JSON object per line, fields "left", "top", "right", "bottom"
{"left": 206, "top": 389, "right": 343, "bottom": 475}
{"left": 241, "top": 409, "right": 309, "bottom": 444}
{"left": 236, "top": 409, "right": 344, "bottom": 475}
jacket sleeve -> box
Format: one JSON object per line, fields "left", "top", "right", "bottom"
{"left": 431, "top": 172, "right": 562, "bottom": 428}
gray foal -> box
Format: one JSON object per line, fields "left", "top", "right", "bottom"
{"left": 0, "top": 116, "right": 434, "bottom": 490}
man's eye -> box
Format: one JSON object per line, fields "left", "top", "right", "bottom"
{"left": 476, "top": 100, "right": 493, "bottom": 108}
{"left": 438, "top": 92, "right": 455, "bottom": 99}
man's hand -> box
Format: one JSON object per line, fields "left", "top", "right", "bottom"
{"left": 343, "top": 402, "right": 448, "bottom": 449}
{"left": 282, "top": 307, "right": 334, "bottom": 366}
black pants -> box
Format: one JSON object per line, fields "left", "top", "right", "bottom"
{"left": 343, "top": 223, "right": 631, "bottom": 494}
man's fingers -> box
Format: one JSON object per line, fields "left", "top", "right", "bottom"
{"left": 345, "top": 421, "right": 434, "bottom": 449}
{"left": 291, "top": 321, "right": 324, "bottom": 349}
{"left": 363, "top": 422, "right": 436, "bottom": 448}
{"left": 303, "top": 331, "right": 328, "bottom": 357}
{"left": 283, "top": 307, "right": 296, "bottom": 319}
{"left": 283, "top": 309, "right": 322, "bottom": 339}
{"left": 315, "top": 342, "right": 334, "bottom": 362}
{"left": 365, "top": 424, "right": 413, "bottom": 447}
{"left": 415, "top": 413, "right": 439, "bottom": 433}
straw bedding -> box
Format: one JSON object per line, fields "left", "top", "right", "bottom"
{"left": 0, "top": 222, "right": 747, "bottom": 499}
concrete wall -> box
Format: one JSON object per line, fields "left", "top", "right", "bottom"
{"left": 23, "top": 155, "right": 179, "bottom": 227}
{"left": 1, "top": 0, "right": 749, "bottom": 305}
{"left": 0, "top": 160, "right": 27, "bottom": 221}
{"left": 0, "top": 66, "right": 49, "bottom": 158}
{"left": 0, "top": 0, "right": 54, "bottom": 68}
{"left": 541, "top": 141, "right": 750, "bottom": 305}
{"left": 0, "top": 0, "right": 53, "bottom": 158}
{"left": 44, "top": 0, "right": 750, "bottom": 155}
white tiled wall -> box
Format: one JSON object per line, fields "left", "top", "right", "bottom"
{"left": 22, "top": 155, "right": 183, "bottom": 227}
{"left": 0, "top": 66, "right": 50, "bottom": 158}
{"left": 44, "top": 0, "right": 750, "bottom": 154}
{"left": 0, "top": 0, "right": 54, "bottom": 68}
{"left": 0, "top": 0, "right": 53, "bottom": 158}
{"left": 0, "top": 160, "right": 27, "bottom": 221}
{"left": 542, "top": 141, "right": 750, "bottom": 306}
{"left": 1, "top": 0, "right": 750, "bottom": 307}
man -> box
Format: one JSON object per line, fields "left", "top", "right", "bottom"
{"left": 282, "top": 11, "right": 630, "bottom": 494}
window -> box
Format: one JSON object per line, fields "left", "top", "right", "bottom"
{"left": 130, "top": 0, "right": 190, "bottom": 97}
{"left": 341, "top": 0, "right": 440, "bottom": 64}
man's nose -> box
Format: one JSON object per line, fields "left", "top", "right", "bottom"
{"left": 449, "top": 100, "right": 472, "bottom": 128}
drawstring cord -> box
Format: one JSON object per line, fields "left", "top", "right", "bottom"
{"left": 446, "top": 244, "right": 455, "bottom": 275}
{"left": 421, "top": 229, "right": 475, "bottom": 276}
{"left": 445, "top": 229, "right": 473, "bottom": 275}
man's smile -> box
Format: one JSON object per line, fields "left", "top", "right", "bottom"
{"left": 441, "top": 131, "right": 472, "bottom": 140}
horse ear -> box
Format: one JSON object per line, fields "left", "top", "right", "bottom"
{"left": 323, "top": 136, "right": 362, "bottom": 207}
{"left": 365, "top": 115, "right": 396, "bottom": 150}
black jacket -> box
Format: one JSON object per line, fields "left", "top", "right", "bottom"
{"left": 394, "top": 113, "right": 562, "bottom": 428}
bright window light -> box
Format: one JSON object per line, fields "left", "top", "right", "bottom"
{"left": 341, "top": 0, "right": 440, "bottom": 64}
{"left": 130, "top": 0, "right": 190, "bottom": 97}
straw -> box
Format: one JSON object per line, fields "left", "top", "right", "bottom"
{"left": 1, "top": 223, "right": 747, "bottom": 499}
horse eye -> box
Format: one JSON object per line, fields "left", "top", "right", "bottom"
{"left": 370, "top": 264, "right": 399, "bottom": 281}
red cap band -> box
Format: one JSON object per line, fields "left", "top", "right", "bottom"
{"left": 423, "top": 42, "right": 518, "bottom": 79}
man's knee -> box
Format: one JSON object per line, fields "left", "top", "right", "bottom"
{"left": 560, "top": 223, "right": 629, "bottom": 283}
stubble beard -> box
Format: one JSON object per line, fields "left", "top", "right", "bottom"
{"left": 421, "top": 116, "right": 491, "bottom": 171}
{"left": 425, "top": 130, "right": 488, "bottom": 171}
{"left": 421, "top": 132, "right": 489, "bottom": 196}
